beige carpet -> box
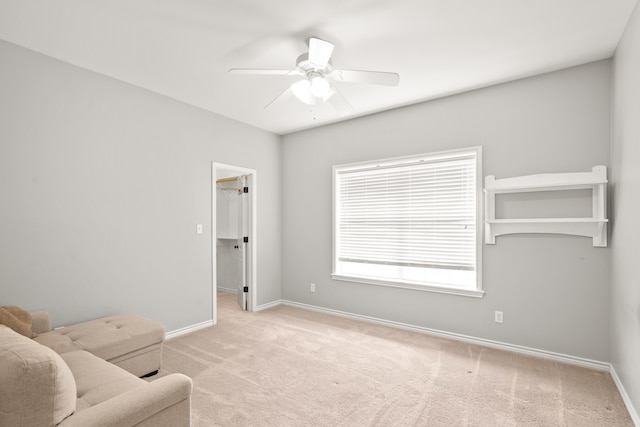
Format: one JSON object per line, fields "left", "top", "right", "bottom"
{"left": 158, "top": 292, "right": 632, "bottom": 426}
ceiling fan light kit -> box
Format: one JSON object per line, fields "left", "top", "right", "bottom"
{"left": 291, "top": 79, "right": 333, "bottom": 105}
{"left": 229, "top": 37, "right": 400, "bottom": 115}
{"left": 310, "top": 74, "right": 331, "bottom": 98}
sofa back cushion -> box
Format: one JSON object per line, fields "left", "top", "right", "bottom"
{"left": 0, "top": 325, "right": 76, "bottom": 427}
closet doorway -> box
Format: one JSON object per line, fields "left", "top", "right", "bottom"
{"left": 212, "top": 162, "right": 257, "bottom": 324}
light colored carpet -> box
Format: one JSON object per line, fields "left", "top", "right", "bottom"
{"left": 158, "top": 292, "right": 632, "bottom": 426}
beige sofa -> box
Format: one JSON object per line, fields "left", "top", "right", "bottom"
{"left": 0, "top": 312, "right": 192, "bottom": 427}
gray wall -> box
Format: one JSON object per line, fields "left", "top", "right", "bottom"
{"left": 0, "top": 40, "right": 282, "bottom": 331}
{"left": 611, "top": 1, "right": 640, "bottom": 416}
{"left": 282, "top": 61, "right": 611, "bottom": 362}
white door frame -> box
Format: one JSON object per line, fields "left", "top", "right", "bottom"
{"left": 212, "top": 162, "right": 258, "bottom": 324}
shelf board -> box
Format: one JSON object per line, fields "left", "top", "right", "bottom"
{"left": 485, "top": 219, "right": 607, "bottom": 247}
{"left": 485, "top": 166, "right": 607, "bottom": 194}
{"left": 487, "top": 218, "right": 608, "bottom": 224}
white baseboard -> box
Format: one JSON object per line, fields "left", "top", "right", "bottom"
{"left": 165, "top": 319, "right": 214, "bottom": 340}
{"left": 610, "top": 365, "right": 640, "bottom": 426}
{"left": 280, "top": 299, "right": 609, "bottom": 371}
{"left": 255, "top": 300, "right": 282, "bottom": 312}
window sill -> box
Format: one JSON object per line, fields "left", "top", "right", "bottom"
{"left": 331, "top": 274, "right": 485, "bottom": 298}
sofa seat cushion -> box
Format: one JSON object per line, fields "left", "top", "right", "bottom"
{"left": 60, "top": 350, "right": 146, "bottom": 412}
{"left": 0, "top": 325, "right": 76, "bottom": 427}
{"left": 34, "top": 314, "right": 164, "bottom": 363}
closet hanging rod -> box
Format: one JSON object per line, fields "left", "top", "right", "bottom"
{"left": 216, "top": 177, "right": 239, "bottom": 183}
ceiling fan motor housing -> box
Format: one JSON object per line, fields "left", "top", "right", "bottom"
{"left": 296, "top": 53, "right": 332, "bottom": 78}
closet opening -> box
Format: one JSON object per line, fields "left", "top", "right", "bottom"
{"left": 212, "top": 163, "right": 257, "bottom": 324}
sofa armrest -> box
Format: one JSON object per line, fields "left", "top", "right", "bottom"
{"left": 30, "top": 311, "right": 51, "bottom": 334}
{"left": 58, "top": 374, "right": 192, "bottom": 427}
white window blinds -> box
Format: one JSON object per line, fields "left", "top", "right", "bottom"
{"left": 334, "top": 150, "right": 478, "bottom": 278}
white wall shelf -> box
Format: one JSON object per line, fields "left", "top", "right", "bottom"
{"left": 484, "top": 166, "right": 608, "bottom": 247}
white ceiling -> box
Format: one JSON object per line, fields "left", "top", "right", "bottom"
{"left": 0, "top": 0, "right": 637, "bottom": 135}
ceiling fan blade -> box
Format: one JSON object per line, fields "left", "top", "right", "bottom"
{"left": 327, "top": 86, "right": 354, "bottom": 116}
{"left": 229, "top": 68, "right": 300, "bottom": 76}
{"left": 331, "top": 69, "right": 399, "bottom": 86}
{"left": 264, "top": 86, "right": 295, "bottom": 109}
{"left": 308, "top": 37, "right": 334, "bottom": 69}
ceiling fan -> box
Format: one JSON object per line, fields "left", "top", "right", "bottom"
{"left": 229, "top": 37, "right": 400, "bottom": 115}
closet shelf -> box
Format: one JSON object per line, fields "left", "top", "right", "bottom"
{"left": 484, "top": 166, "right": 608, "bottom": 247}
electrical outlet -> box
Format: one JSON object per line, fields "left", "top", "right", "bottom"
{"left": 310, "top": 283, "right": 316, "bottom": 293}
{"left": 494, "top": 311, "right": 503, "bottom": 323}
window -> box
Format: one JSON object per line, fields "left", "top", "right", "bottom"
{"left": 332, "top": 147, "right": 483, "bottom": 297}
